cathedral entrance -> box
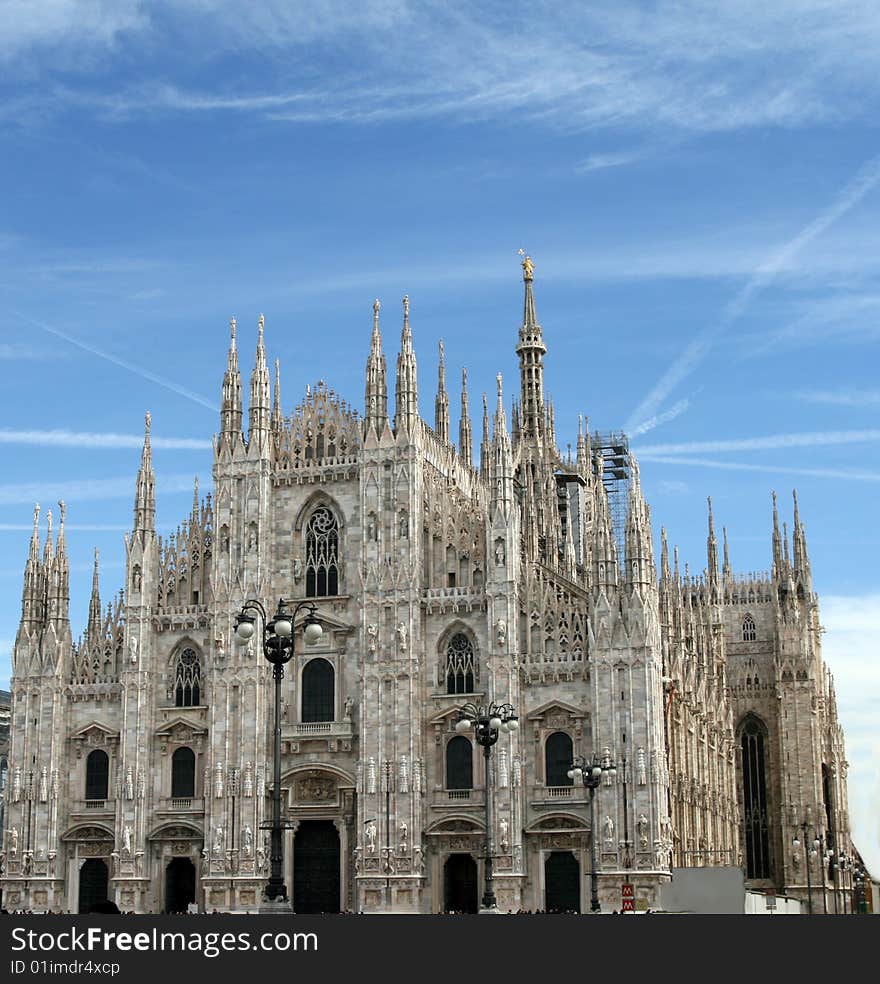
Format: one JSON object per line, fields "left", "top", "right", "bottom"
{"left": 78, "top": 858, "right": 109, "bottom": 913}
{"left": 443, "top": 853, "right": 478, "bottom": 913}
{"left": 545, "top": 851, "right": 580, "bottom": 913}
{"left": 165, "top": 857, "right": 196, "bottom": 913}
{"left": 293, "top": 820, "right": 340, "bottom": 913}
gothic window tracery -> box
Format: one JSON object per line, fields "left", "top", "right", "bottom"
{"left": 305, "top": 506, "right": 340, "bottom": 597}
{"left": 445, "top": 633, "right": 476, "bottom": 694}
{"left": 174, "top": 648, "right": 202, "bottom": 707}
{"left": 742, "top": 613, "right": 757, "bottom": 642}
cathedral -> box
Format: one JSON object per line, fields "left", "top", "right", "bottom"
{"left": 1, "top": 258, "right": 852, "bottom": 914}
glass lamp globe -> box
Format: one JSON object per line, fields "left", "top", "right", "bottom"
{"left": 592, "top": 766, "right": 602, "bottom": 778}
{"left": 303, "top": 621, "right": 323, "bottom": 645}
{"left": 489, "top": 716, "right": 503, "bottom": 730}
{"left": 235, "top": 619, "right": 255, "bottom": 642}
{"left": 567, "top": 769, "right": 575, "bottom": 780}
{"left": 507, "top": 718, "right": 519, "bottom": 731}
{"left": 455, "top": 718, "right": 472, "bottom": 733}
{"left": 274, "top": 618, "right": 293, "bottom": 638}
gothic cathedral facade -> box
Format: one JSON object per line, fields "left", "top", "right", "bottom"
{"left": 2, "top": 261, "right": 851, "bottom": 913}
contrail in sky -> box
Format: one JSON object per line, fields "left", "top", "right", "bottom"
{"left": 20, "top": 312, "right": 219, "bottom": 413}
{"left": 626, "top": 153, "right": 880, "bottom": 432}
{"left": 634, "top": 429, "right": 880, "bottom": 456}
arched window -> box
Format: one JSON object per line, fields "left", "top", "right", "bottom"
{"left": 305, "top": 506, "right": 340, "bottom": 597}
{"left": 301, "top": 658, "right": 335, "bottom": 722}
{"left": 740, "top": 717, "right": 771, "bottom": 879}
{"left": 742, "top": 613, "right": 757, "bottom": 642}
{"left": 445, "top": 633, "right": 476, "bottom": 694}
{"left": 545, "top": 732, "right": 574, "bottom": 787}
{"left": 85, "top": 749, "right": 109, "bottom": 801}
{"left": 446, "top": 735, "right": 474, "bottom": 790}
{"left": 174, "top": 648, "right": 202, "bottom": 707}
{"left": 171, "top": 747, "right": 196, "bottom": 798}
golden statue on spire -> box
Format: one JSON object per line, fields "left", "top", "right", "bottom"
{"left": 518, "top": 248, "right": 534, "bottom": 281}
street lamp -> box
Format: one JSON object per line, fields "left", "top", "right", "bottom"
{"left": 792, "top": 821, "right": 821, "bottom": 915}
{"left": 853, "top": 864, "right": 867, "bottom": 914}
{"left": 234, "top": 597, "right": 322, "bottom": 904}
{"left": 568, "top": 752, "right": 617, "bottom": 913}
{"left": 454, "top": 701, "right": 519, "bottom": 912}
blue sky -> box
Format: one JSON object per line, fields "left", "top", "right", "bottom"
{"left": 1, "top": 1, "right": 878, "bottom": 874}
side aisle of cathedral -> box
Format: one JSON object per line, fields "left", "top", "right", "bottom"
{"left": 1, "top": 260, "right": 851, "bottom": 913}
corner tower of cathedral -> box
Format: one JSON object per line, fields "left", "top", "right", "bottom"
{"left": 1, "top": 259, "right": 851, "bottom": 914}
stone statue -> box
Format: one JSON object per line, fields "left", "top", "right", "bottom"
{"left": 243, "top": 825, "right": 253, "bottom": 858}
{"left": 396, "top": 621, "right": 407, "bottom": 652}
{"left": 399, "top": 821, "right": 408, "bottom": 853}
{"left": 499, "top": 817, "right": 510, "bottom": 852}
{"left": 637, "top": 747, "right": 647, "bottom": 786}
{"left": 365, "top": 820, "right": 377, "bottom": 853}
{"left": 243, "top": 762, "right": 253, "bottom": 798}
{"left": 7, "top": 827, "right": 18, "bottom": 855}
{"left": 122, "top": 825, "right": 132, "bottom": 855}
{"left": 343, "top": 696, "right": 353, "bottom": 720}
{"left": 495, "top": 540, "right": 505, "bottom": 566}
{"left": 293, "top": 558, "right": 303, "bottom": 582}
{"left": 603, "top": 815, "right": 614, "bottom": 846}
{"left": 129, "top": 636, "right": 138, "bottom": 664}
{"left": 637, "top": 814, "right": 649, "bottom": 850}
{"left": 367, "top": 623, "right": 378, "bottom": 654}
{"left": 495, "top": 618, "right": 507, "bottom": 648}
{"left": 214, "top": 826, "right": 224, "bottom": 855}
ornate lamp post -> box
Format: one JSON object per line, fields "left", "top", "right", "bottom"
{"left": 792, "top": 821, "right": 820, "bottom": 915}
{"left": 853, "top": 864, "right": 867, "bottom": 914}
{"left": 454, "top": 701, "right": 519, "bottom": 912}
{"left": 234, "top": 598, "right": 322, "bottom": 904}
{"left": 568, "top": 752, "right": 617, "bottom": 913}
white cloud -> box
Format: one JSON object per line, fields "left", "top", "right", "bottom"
{"left": 7, "top": 2, "right": 880, "bottom": 135}
{"left": 635, "top": 429, "right": 880, "bottom": 456}
{"left": 626, "top": 152, "right": 880, "bottom": 430}
{"left": 0, "top": 473, "right": 204, "bottom": 506}
{"left": 792, "top": 388, "right": 880, "bottom": 407}
{"left": 629, "top": 398, "right": 691, "bottom": 437}
{"left": 0, "top": 429, "right": 211, "bottom": 450}
{"left": 575, "top": 151, "right": 643, "bottom": 173}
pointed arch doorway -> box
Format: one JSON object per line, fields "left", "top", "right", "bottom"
{"left": 293, "top": 820, "right": 341, "bottom": 913}
{"left": 545, "top": 851, "right": 580, "bottom": 913}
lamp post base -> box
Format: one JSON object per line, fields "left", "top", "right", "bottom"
{"left": 258, "top": 897, "right": 293, "bottom": 915}
{"left": 478, "top": 906, "right": 504, "bottom": 915}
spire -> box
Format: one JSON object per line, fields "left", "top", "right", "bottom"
{"left": 660, "top": 526, "right": 670, "bottom": 583}
{"left": 792, "top": 488, "right": 811, "bottom": 578}
{"left": 394, "top": 295, "right": 419, "bottom": 434}
{"left": 43, "top": 507, "right": 54, "bottom": 567}
{"left": 435, "top": 340, "right": 450, "bottom": 442}
{"left": 248, "top": 314, "right": 271, "bottom": 444}
{"left": 191, "top": 476, "right": 200, "bottom": 525}
{"left": 459, "top": 367, "right": 473, "bottom": 466}
{"left": 133, "top": 411, "right": 156, "bottom": 534}
{"left": 272, "top": 358, "right": 283, "bottom": 433}
{"left": 490, "top": 374, "right": 514, "bottom": 514}
{"left": 365, "top": 298, "right": 388, "bottom": 434}
{"left": 722, "top": 526, "right": 731, "bottom": 579}
{"left": 771, "top": 490, "right": 783, "bottom": 575}
{"left": 221, "top": 316, "right": 243, "bottom": 440}
{"left": 20, "top": 503, "right": 43, "bottom": 629}
{"left": 624, "top": 456, "right": 653, "bottom": 587}
{"left": 87, "top": 547, "right": 102, "bottom": 644}
{"left": 707, "top": 496, "right": 719, "bottom": 585}
{"left": 480, "top": 393, "right": 490, "bottom": 479}
{"left": 515, "top": 252, "right": 547, "bottom": 443}
{"left": 48, "top": 499, "right": 70, "bottom": 626}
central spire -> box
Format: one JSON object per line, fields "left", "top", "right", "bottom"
{"left": 365, "top": 298, "right": 388, "bottom": 434}
{"left": 515, "top": 252, "right": 547, "bottom": 443}
{"left": 394, "top": 295, "right": 419, "bottom": 435}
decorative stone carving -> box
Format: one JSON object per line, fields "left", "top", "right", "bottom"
{"left": 39, "top": 767, "right": 48, "bottom": 802}
{"left": 367, "top": 757, "right": 377, "bottom": 794}
{"left": 243, "top": 762, "right": 253, "bottom": 797}
{"left": 365, "top": 820, "right": 377, "bottom": 853}
{"left": 214, "top": 763, "right": 224, "bottom": 799}
{"left": 296, "top": 773, "right": 336, "bottom": 802}
{"left": 399, "top": 755, "right": 409, "bottom": 793}
{"left": 637, "top": 814, "right": 649, "bottom": 850}
{"left": 637, "top": 747, "right": 647, "bottom": 786}
{"left": 603, "top": 815, "right": 614, "bottom": 846}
